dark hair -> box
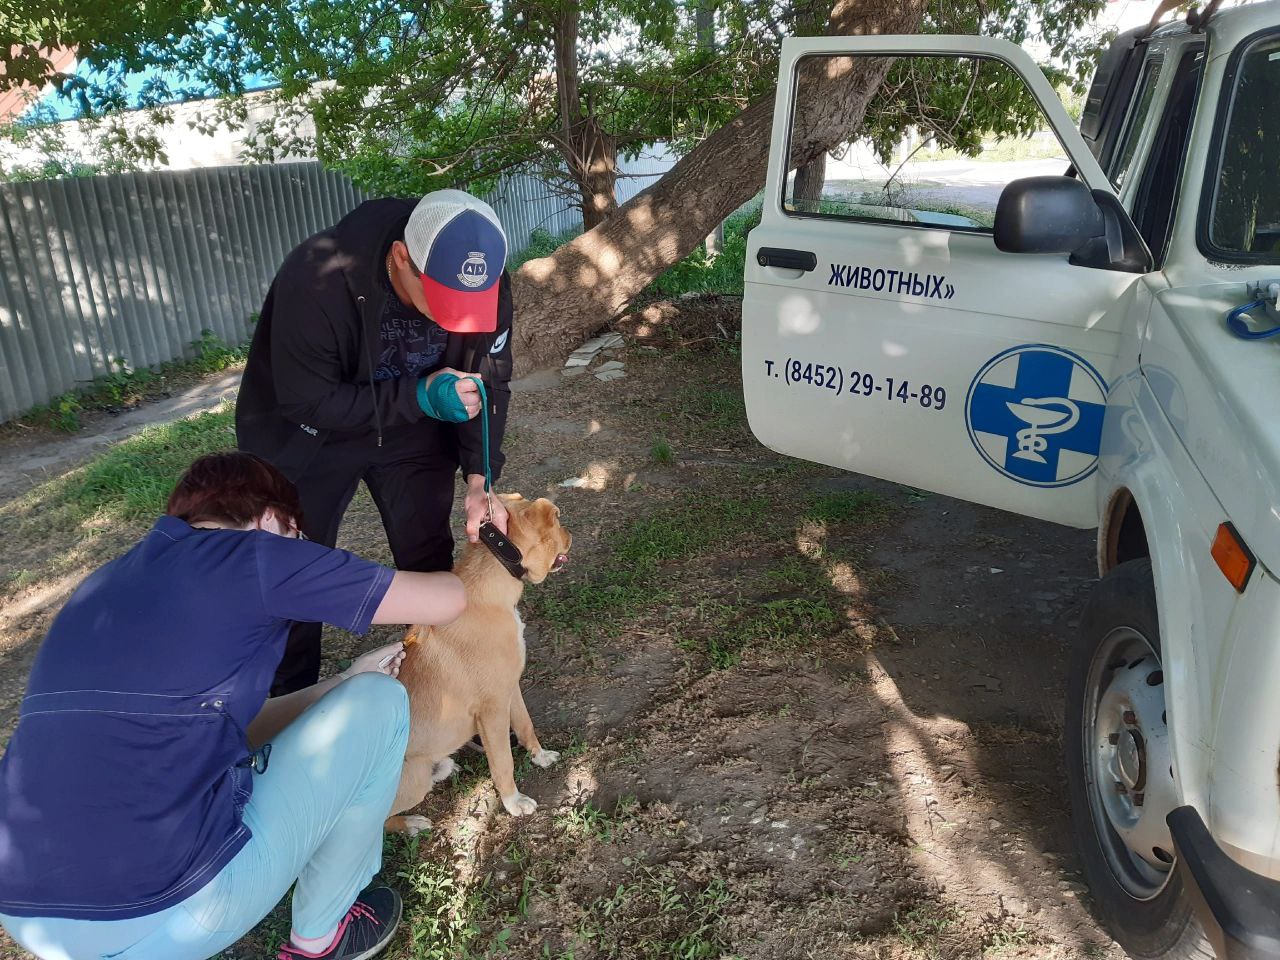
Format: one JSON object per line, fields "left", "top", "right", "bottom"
{"left": 167, "top": 452, "right": 304, "bottom": 531}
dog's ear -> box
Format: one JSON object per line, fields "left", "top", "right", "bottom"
{"left": 499, "top": 493, "right": 527, "bottom": 527}
{"left": 528, "top": 499, "right": 559, "bottom": 536}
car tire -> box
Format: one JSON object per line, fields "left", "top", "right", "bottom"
{"left": 1064, "top": 559, "right": 1212, "bottom": 960}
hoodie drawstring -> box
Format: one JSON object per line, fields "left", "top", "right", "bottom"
{"left": 357, "top": 294, "right": 384, "bottom": 448}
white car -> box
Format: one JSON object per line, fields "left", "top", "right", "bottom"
{"left": 742, "top": 5, "right": 1280, "bottom": 958}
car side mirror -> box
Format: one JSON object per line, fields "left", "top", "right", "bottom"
{"left": 995, "top": 176, "right": 1102, "bottom": 253}
{"left": 994, "top": 176, "right": 1153, "bottom": 274}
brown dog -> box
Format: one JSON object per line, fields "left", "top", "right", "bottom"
{"left": 385, "top": 494, "right": 572, "bottom": 834}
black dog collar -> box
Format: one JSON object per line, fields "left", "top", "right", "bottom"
{"left": 480, "top": 521, "right": 527, "bottom": 580}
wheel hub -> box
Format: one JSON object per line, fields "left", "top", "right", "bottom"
{"left": 1115, "top": 728, "right": 1144, "bottom": 791}
{"left": 1085, "top": 628, "right": 1178, "bottom": 899}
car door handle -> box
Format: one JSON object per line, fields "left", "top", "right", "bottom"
{"left": 756, "top": 247, "right": 817, "bottom": 271}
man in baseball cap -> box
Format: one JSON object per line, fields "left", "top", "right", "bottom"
{"left": 404, "top": 188, "right": 508, "bottom": 333}
{"left": 237, "top": 189, "right": 515, "bottom": 694}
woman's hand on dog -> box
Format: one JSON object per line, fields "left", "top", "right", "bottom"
{"left": 464, "top": 474, "right": 509, "bottom": 543}
{"left": 340, "top": 641, "right": 406, "bottom": 680}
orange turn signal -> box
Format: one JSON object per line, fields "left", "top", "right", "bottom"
{"left": 1211, "top": 522, "right": 1255, "bottom": 593}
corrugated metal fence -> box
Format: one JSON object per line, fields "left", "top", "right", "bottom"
{"left": 0, "top": 163, "right": 368, "bottom": 422}
{"left": 0, "top": 150, "right": 675, "bottom": 422}
{"left": 486, "top": 145, "right": 676, "bottom": 244}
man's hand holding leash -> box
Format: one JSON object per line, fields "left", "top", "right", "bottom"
{"left": 465, "top": 473, "right": 509, "bottom": 543}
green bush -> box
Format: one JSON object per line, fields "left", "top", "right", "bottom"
{"left": 509, "top": 227, "right": 581, "bottom": 269}
{"left": 643, "top": 204, "right": 760, "bottom": 299}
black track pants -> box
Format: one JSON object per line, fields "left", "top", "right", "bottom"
{"left": 270, "top": 424, "right": 458, "bottom": 695}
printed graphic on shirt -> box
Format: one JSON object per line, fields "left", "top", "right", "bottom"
{"left": 375, "top": 283, "right": 449, "bottom": 381}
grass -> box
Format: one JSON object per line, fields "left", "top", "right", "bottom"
{"left": 894, "top": 902, "right": 963, "bottom": 959}
{"left": 803, "top": 490, "right": 895, "bottom": 525}
{"left": 687, "top": 592, "right": 843, "bottom": 669}
{"left": 393, "top": 834, "right": 491, "bottom": 959}
{"left": 3, "top": 404, "right": 236, "bottom": 536}
{"left": 526, "top": 494, "right": 772, "bottom": 639}
{"left": 578, "top": 866, "right": 734, "bottom": 960}
{"left": 657, "top": 383, "right": 749, "bottom": 444}
{"left": 16, "top": 329, "right": 248, "bottom": 433}
{"left": 529, "top": 469, "right": 891, "bottom": 666}
{"left": 530, "top": 482, "right": 891, "bottom": 656}
{"left": 650, "top": 439, "right": 675, "bottom": 465}
{"left": 555, "top": 796, "right": 638, "bottom": 843}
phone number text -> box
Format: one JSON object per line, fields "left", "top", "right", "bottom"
{"left": 765, "top": 358, "right": 947, "bottom": 410}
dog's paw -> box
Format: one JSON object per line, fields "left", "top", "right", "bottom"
{"left": 502, "top": 791, "right": 538, "bottom": 817}
{"left": 430, "top": 757, "right": 458, "bottom": 784}
{"left": 402, "top": 815, "right": 432, "bottom": 837}
{"left": 531, "top": 748, "right": 560, "bottom": 768}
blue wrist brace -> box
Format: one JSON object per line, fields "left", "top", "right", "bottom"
{"left": 416, "top": 372, "right": 471, "bottom": 422}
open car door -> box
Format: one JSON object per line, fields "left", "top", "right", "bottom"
{"left": 742, "top": 36, "right": 1149, "bottom": 527}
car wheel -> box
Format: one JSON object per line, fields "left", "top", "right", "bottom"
{"left": 1065, "top": 559, "right": 1212, "bottom": 959}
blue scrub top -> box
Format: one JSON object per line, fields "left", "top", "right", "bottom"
{"left": 0, "top": 516, "right": 394, "bottom": 920}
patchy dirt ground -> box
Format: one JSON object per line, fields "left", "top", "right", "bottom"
{"left": 0, "top": 298, "right": 1123, "bottom": 960}
{"left": 0, "top": 368, "right": 242, "bottom": 503}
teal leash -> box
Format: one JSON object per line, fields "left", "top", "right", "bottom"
{"left": 467, "top": 376, "right": 493, "bottom": 514}
{"left": 466, "top": 375, "right": 527, "bottom": 579}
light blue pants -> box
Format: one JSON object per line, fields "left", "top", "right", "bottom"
{"left": 2, "top": 672, "right": 410, "bottom": 960}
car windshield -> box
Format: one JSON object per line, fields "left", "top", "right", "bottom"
{"left": 1207, "top": 33, "right": 1280, "bottom": 261}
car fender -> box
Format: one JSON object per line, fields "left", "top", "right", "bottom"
{"left": 1098, "top": 368, "right": 1219, "bottom": 816}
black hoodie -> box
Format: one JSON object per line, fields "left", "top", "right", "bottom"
{"left": 235, "top": 198, "right": 512, "bottom": 483}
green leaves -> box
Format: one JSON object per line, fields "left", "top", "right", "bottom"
{"left": 6, "top": 0, "right": 1112, "bottom": 228}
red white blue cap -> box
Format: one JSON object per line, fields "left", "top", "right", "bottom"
{"left": 405, "top": 189, "right": 508, "bottom": 334}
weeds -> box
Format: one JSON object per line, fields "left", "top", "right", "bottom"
{"left": 803, "top": 490, "right": 893, "bottom": 525}
{"left": 555, "top": 796, "right": 638, "bottom": 843}
{"left": 3, "top": 404, "right": 236, "bottom": 535}
{"left": 43, "top": 392, "right": 83, "bottom": 432}
{"left": 394, "top": 836, "right": 488, "bottom": 959}
{"left": 16, "top": 330, "right": 247, "bottom": 433}
{"left": 984, "top": 921, "right": 1036, "bottom": 955}
{"left": 650, "top": 439, "right": 675, "bottom": 465}
{"left": 578, "top": 866, "right": 734, "bottom": 960}
{"left": 894, "top": 902, "right": 963, "bottom": 959}
{"left": 189, "top": 328, "right": 250, "bottom": 374}
{"left": 527, "top": 494, "right": 771, "bottom": 638}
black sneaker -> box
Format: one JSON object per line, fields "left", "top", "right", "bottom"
{"left": 277, "top": 887, "right": 402, "bottom": 960}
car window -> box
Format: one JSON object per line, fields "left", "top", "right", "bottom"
{"left": 783, "top": 54, "right": 1071, "bottom": 234}
{"left": 1110, "top": 55, "right": 1164, "bottom": 187}
{"left": 1130, "top": 47, "right": 1203, "bottom": 268}
{"left": 1205, "top": 32, "right": 1280, "bottom": 262}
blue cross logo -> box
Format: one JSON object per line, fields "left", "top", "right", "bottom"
{"left": 965, "top": 345, "right": 1108, "bottom": 488}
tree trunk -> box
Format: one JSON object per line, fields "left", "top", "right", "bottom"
{"left": 696, "top": 0, "right": 724, "bottom": 260}
{"left": 553, "top": 0, "right": 618, "bottom": 232}
{"left": 512, "top": 0, "right": 924, "bottom": 374}
{"left": 793, "top": 152, "right": 827, "bottom": 207}
{"left": 577, "top": 117, "right": 618, "bottom": 231}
